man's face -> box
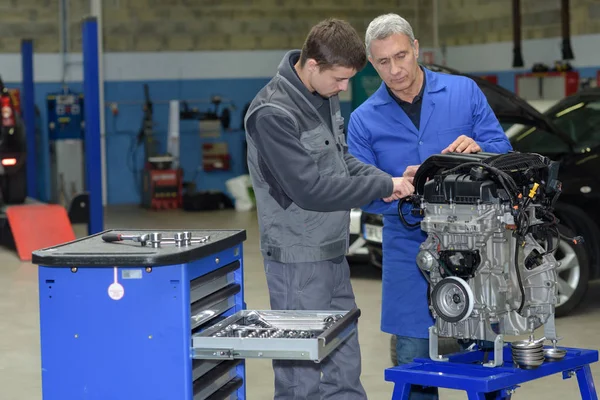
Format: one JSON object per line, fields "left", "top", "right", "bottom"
{"left": 368, "top": 33, "right": 420, "bottom": 93}
{"left": 307, "top": 62, "right": 356, "bottom": 98}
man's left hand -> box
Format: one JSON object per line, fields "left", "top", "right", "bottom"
{"left": 442, "top": 135, "right": 482, "bottom": 154}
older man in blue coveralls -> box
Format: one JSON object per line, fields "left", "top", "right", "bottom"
{"left": 347, "top": 13, "right": 513, "bottom": 400}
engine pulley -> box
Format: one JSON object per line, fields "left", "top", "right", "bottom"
{"left": 431, "top": 276, "right": 474, "bottom": 323}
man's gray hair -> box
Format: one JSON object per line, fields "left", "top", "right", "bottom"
{"left": 365, "top": 13, "right": 416, "bottom": 57}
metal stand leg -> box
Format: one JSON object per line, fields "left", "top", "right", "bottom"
{"left": 483, "top": 334, "right": 504, "bottom": 368}
{"left": 429, "top": 326, "right": 448, "bottom": 362}
{"left": 467, "top": 391, "right": 487, "bottom": 400}
{"left": 576, "top": 365, "right": 599, "bottom": 400}
{"left": 391, "top": 383, "right": 411, "bottom": 400}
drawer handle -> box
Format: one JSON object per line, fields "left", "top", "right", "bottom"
{"left": 319, "top": 307, "right": 361, "bottom": 345}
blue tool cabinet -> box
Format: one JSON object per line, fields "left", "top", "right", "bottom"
{"left": 32, "top": 229, "right": 247, "bottom": 400}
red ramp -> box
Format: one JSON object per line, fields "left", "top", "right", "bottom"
{"left": 6, "top": 204, "right": 76, "bottom": 261}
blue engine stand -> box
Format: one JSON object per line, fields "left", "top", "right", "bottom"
{"left": 386, "top": 345, "right": 598, "bottom": 400}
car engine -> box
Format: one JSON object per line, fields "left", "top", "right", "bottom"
{"left": 402, "top": 152, "right": 572, "bottom": 368}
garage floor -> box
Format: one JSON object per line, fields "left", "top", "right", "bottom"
{"left": 1, "top": 206, "right": 599, "bottom": 399}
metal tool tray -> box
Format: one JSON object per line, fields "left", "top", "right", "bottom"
{"left": 31, "top": 229, "right": 246, "bottom": 267}
{"left": 192, "top": 308, "right": 361, "bottom": 363}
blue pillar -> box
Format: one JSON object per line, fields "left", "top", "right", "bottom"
{"left": 82, "top": 17, "right": 103, "bottom": 234}
{"left": 21, "top": 39, "right": 37, "bottom": 200}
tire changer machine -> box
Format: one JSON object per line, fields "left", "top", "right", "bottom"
{"left": 385, "top": 151, "right": 598, "bottom": 399}
{"left": 138, "top": 85, "right": 232, "bottom": 210}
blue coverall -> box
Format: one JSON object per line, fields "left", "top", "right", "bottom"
{"left": 347, "top": 67, "right": 512, "bottom": 366}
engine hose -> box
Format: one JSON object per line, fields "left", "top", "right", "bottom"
{"left": 398, "top": 197, "right": 420, "bottom": 228}
{"left": 542, "top": 226, "right": 560, "bottom": 255}
{"left": 515, "top": 237, "right": 526, "bottom": 314}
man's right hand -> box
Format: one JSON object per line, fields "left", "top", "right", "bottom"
{"left": 402, "top": 165, "right": 420, "bottom": 184}
{"left": 383, "top": 177, "right": 414, "bottom": 202}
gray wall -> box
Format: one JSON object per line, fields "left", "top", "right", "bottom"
{"left": 5, "top": 0, "right": 600, "bottom": 53}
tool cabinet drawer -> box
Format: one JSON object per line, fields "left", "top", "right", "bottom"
{"left": 193, "top": 359, "right": 241, "bottom": 400}
{"left": 190, "top": 260, "right": 239, "bottom": 304}
{"left": 205, "top": 377, "right": 243, "bottom": 400}
{"left": 192, "top": 359, "right": 222, "bottom": 382}
{"left": 192, "top": 308, "right": 361, "bottom": 363}
{"left": 190, "top": 283, "right": 240, "bottom": 330}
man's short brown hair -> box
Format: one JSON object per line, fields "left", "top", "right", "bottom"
{"left": 299, "top": 19, "right": 367, "bottom": 72}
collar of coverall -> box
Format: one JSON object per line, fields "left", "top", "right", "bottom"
{"left": 371, "top": 65, "right": 447, "bottom": 107}
{"left": 277, "top": 49, "right": 330, "bottom": 112}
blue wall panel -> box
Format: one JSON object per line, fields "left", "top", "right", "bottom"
{"left": 102, "top": 78, "right": 271, "bottom": 204}
{"left": 18, "top": 66, "right": 600, "bottom": 205}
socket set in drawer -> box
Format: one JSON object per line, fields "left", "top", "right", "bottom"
{"left": 192, "top": 308, "right": 361, "bottom": 363}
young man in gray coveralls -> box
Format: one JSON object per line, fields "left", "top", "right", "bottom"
{"left": 244, "top": 19, "right": 414, "bottom": 399}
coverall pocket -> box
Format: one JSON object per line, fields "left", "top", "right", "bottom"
{"left": 300, "top": 128, "right": 335, "bottom": 173}
{"left": 437, "top": 123, "right": 473, "bottom": 149}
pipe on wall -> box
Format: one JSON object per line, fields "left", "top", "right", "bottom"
{"left": 561, "top": 0, "right": 574, "bottom": 60}
{"left": 512, "top": 0, "right": 524, "bottom": 68}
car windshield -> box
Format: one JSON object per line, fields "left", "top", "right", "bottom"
{"left": 548, "top": 100, "right": 600, "bottom": 152}
{"left": 506, "top": 99, "right": 600, "bottom": 154}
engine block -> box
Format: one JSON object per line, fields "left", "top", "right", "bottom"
{"left": 405, "top": 152, "right": 567, "bottom": 367}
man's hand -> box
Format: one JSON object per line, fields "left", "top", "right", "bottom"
{"left": 383, "top": 177, "right": 414, "bottom": 202}
{"left": 402, "top": 165, "right": 420, "bottom": 184}
{"left": 442, "top": 135, "right": 482, "bottom": 154}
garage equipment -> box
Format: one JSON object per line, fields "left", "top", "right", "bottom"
{"left": 138, "top": 85, "right": 183, "bottom": 210}
{"left": 385, "top": 345, "right": 598, "bottom": 399}
{"left": 141, "top": 167, "right": 184, "bottom": 210}
{"left": 46, "top": 88, "right": 86, "bottom": 213}
{"left": 179, "top": 96, "right": 232, "bottom": 132}
{"left": 32, "top": 228, "right": 359, "bottom": 400}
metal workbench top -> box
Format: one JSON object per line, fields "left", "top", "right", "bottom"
{"left": 31, "top": 228, "right": 246, "bottom": 267}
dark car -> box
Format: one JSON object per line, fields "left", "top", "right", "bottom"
{"left": 360, "top": 64, "right": 597, "bottom": 318}
{"left": 0, "top": 77, "right": 27, "bottom": 205}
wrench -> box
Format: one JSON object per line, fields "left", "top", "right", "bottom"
{"left": 102, "top": 232, "right": 151, "bottom": 246}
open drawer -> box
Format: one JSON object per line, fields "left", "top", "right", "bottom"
{"left": 192, "top": 308, "right": 361, "bottom": 363}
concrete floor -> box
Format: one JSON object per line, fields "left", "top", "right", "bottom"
{"left": 1, "top": 205, "right": 599, "bottom": 399}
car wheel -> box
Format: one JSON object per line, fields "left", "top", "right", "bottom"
{"left": 390, "top": 334, "right": 461, "bottom": 366}
{"left": 554, "top": 203, "right": 600, "bottom": 278}
{"left": 553, "top": 224, "right": 589, "bottom": 317}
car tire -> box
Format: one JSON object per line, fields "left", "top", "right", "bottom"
{"left": 554, "top": 203, "right": 600, "bottom": 277}
{"left": 553, "top": 224, "right": 590, "bottom": 318}
{"left": 390, "top": 334, "right": 461, "bottom": 366}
